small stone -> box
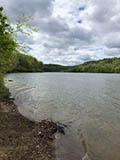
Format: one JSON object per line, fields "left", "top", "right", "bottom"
{"left": 82, "top": 153, "right": 91, "bottom": 160}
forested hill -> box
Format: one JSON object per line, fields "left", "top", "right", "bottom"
{"left": 44, "top": 57, "right": 120, "bottom": 73}
{"left": 65, "top": 57, "right": 120, "bottom": 73}
{"left": 0, "top": 52, "right": 44, "bottom": 100}
{"left": 0, "top": 52, "right": 44, "bottom": 74}
{"left": 11, "top": 53, "right": 44, "bottom": 73}
{"left": 44, "top": 64, "right": 69, "bottom": 72}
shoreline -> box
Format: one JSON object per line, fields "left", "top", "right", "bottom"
{"left": 0, "top": 98, "right": 64, "bottom": 160}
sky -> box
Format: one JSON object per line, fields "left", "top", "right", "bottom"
{"left": 1, "top": 0, "right": 120, "bottom": 65}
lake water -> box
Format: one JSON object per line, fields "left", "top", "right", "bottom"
{"left": 5, "top": 73, "right": 120, "bottom": 160}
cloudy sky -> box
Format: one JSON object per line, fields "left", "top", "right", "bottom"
{"left": 1, "top": 0, "right": 120, "bottom": 65}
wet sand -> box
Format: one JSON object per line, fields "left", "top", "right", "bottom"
{"left": 0, "top": 99, "right": 61, "bottom": 160}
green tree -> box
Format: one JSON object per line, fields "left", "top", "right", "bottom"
{"left": 0, "top": 7, "right": 43, "bottom": 100}
{"left": 13, "top": 53, "right": 44, "bottom": 72}
{"left": 0, "top": 7, "right": 18, "bottom": 73}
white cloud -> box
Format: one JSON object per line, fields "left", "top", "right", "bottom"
{"left": 1, "top": 0, "right": 120, "bottom": 65}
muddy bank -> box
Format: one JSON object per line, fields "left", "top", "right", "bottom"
{"left": 0, "top": 99, "right": 65, "bottom": 160}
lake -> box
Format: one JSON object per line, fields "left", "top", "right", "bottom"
{"left": 5, "top": 73, "right": 120, "bottom": 160}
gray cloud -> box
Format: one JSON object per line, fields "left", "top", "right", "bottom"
{"left": 36, "top": 17, "right": 69, "bottom": 36}
{"left": 2, "top": 0, "right": 54, "bottom": 21}
{"left": 90, "top": 0, "right": 116, "bottom": 23}
{"left": 1, "top": 0, "right": 120, "bottom": 65}
{"left": 106, "top": 39, "right": 120, "bottom": 49}
{"left": 104, "top": 48, "right": 120, "bottom": 57}
{"left": 68, "top": 26, "right": 93, "bottom": 43}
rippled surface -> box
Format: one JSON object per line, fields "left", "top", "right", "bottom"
{"left": 5, "top": 73, "right": 120, "bottom": 160}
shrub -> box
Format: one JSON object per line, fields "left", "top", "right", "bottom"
{"left": 0, "top": 73, "right": 9, "bottom": 100}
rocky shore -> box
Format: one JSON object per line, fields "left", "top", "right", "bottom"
{"left": 0, "top": 99, "right": 65, "bottom": 160}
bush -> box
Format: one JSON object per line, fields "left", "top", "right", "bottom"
{"left": 0, "top": 73, "right": 9, "bottom": 100}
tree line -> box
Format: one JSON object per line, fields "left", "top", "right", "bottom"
{"left": 0, "top": 7, "right": 43, "bottom": 100}
{"left": 64, "top": 58, "right": 120, "bottom": 73}
{"left": 44, "top": 58, "right": 120, "bottom": 73}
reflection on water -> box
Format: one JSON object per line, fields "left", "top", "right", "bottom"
{"left": 5, "top": 73, "right": 120, "bottom": 160}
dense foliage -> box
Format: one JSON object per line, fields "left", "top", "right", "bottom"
{"left": 0, "top": 7, "right": 43, "bottom": 100}
{"left": 12, "top": 53, "right": 43, "bottom": 73}
{"left": 0, "top": 7, "right": 17, "bottom": 99}
{"left": 65, "top": 58, "right": 120, "bottom": 73}
{"left": 0, "top": 73, "right": 9, "bottom": 99}
{"left": 44, "top": 58, "right": 120, "bottom": 73}
{"left": 44, "top": 64, "right": 69, "bottom": 72}
{"left": 0, "top": 7, "right": 18, "bottom": 74}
